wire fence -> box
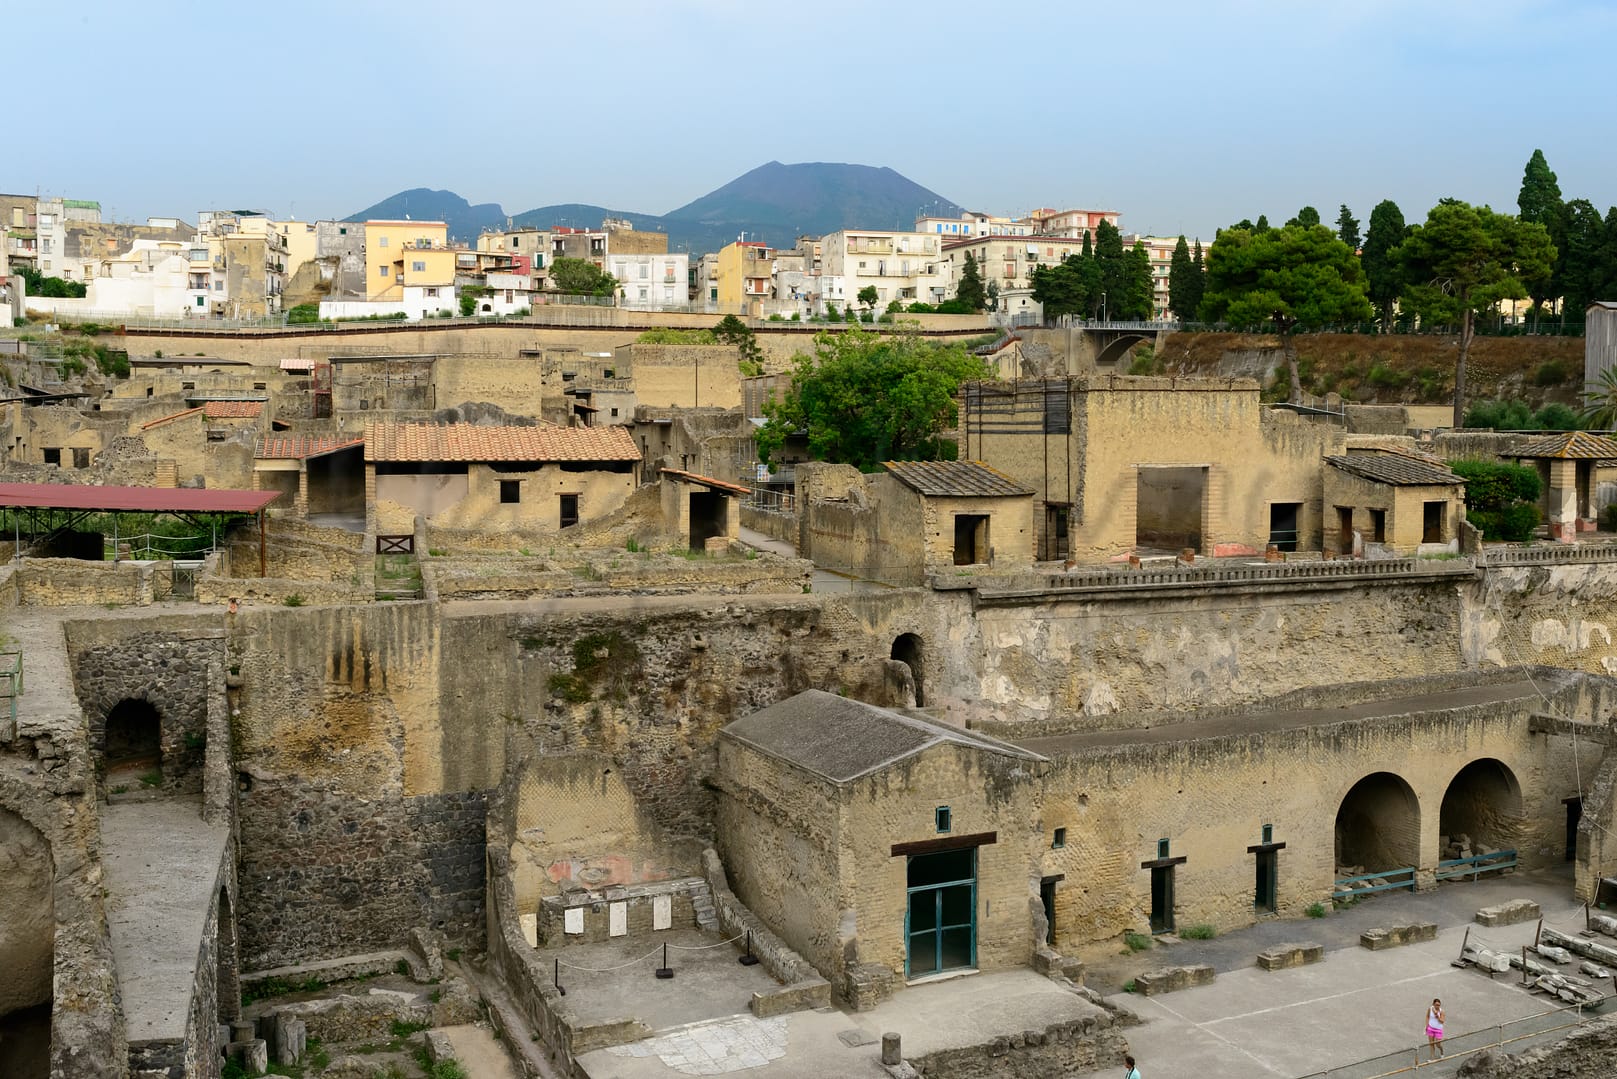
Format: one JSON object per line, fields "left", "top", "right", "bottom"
{"left": 104, "top": 532, "right": 217, "bottom": 560}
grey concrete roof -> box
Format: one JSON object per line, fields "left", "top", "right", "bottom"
{"left": 883, "top": 460, "right": 1035, "bottom": 499}
{"left": 723, "top": 689, "right": 1044, "bottom": 784}
{"left": 1325, "top": 451, "right": 1462, "bottom": 487}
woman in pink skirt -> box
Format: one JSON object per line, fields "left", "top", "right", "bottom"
{"left": 1425, "top": 998, "right": 1445, "bottom": 1059}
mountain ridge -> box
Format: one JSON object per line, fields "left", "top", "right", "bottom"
{"left": 344, "top": 162, "right": 962, "bottom": 254}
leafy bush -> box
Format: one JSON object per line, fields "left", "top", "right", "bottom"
{"left": 905, "top": 302, "right": 936, "bottom": 313}
{"left": 1533, "top": 402, "right": 1579, "bottom": 430}
{"left": 1123, "top": 931, "right": 1152, "bottom": 951}
{"left": 1181, "top": 924, "right": 1216, "bottom": 940}
{"left": 1534, "top": 359, "right": 1571, "bottom": 386}
{"left": 283, "top": 594, "right": 305, "bottom": 607}
{"left": 287, "top": 302, "right": 321, "bottom": 324}
{"left": 1364, "top": 361, "right": 1408, "bottom": 390}
{"left": 637, "top": 327, "right": 716, "bottom": 344}
{"left": 1450, "top": 459, "right": 1542, "bottom": 541}
{"left": 934, "top": 298, "right": 975, "bottom": 314}
{"left": 1306, "top": 902, "right": 1327, "bottom": 918}
{"left": 1463, "top": 399, "right": 1535, "bottom": 430}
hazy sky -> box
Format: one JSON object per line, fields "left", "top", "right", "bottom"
{"left": 9, "top": 0, "right": 1617, "bottom": 240}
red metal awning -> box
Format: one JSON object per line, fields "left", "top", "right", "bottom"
{"left": 0, "top": 483, "right": 280, "bottom": 514}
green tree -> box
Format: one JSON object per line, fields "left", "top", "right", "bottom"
{"left": 1198, "top": 224, "right": 1371, "bottom": 403}
{"left": 955, "top": 251, "right": 986, "bottom": 312}
{"left": 1449, "top": 459, "right": 1542, "bottom": 541}
{"left": 755, "top": 325, "right": 991, "bottom": 472}
{"left": 1581, "top": 367, "right": 1617, "bottom": 428}
{"left": 1168, "top": 236, "right": 1199, "bottom": 321}
{"left": 548, "top": 257, "right": 618, "bottom": 297}
{"left": 1287, "top": 206, "right": 1322, "bottom": 228}
{"left": 1361, "top": 200, "right": 1408, "bottom": 332}
{"left": 1335, "top": 205, "right": 1361, "bottom": 250}
{"left": 1556, "top": 199, "right": 1606, "bottom": 318}
{"left": 1122, "top": 242, "right": 1155, "bottom": 320}
{"left": 1517, "top": 149, "right": 1563, "bottom": 325}
{"left": 1395, "top": 200, "right": 1555, "bottom": 426}
{"left": 985, "top": 279, "right": 999, "bottom": 312}
{"left": 1254, "top": 215, "right": 1271, "bottom": 233}
{"left": 1079, "top": 229, "right": 1093, "bottom": 260}
{"left": 857, "top": 285, "right": 879, "bottom": 312}
{"left": 713, "top": 313, "right": 765, "bottom": 375}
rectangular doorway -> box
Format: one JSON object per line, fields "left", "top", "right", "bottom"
{"left": 1039, "top": 876, "right": 1059, "bottom": 945}
{"left": 1268, "top": 502, "right": 1300, "bottom": 552}
{"left": 1254, "top": 850, "right": 1277, "bottom": 913}
{"left": 1150, "top": 865, "right": 1175, "bottom": 934}
{"left": 1337, "top": 506, "right": 1354, "bottom": 551}
{"left": 1043, "top": 504, "right": 1070, "bottom": 562}
{"left": 688, "top": 491, "right": 726, "bottom": 551}
{"left": 1566, "top": 797, "right": 1583, "bottom": 862}
{"left": 953, "top": 514, "right": 989, "bottom": 566}
{"left": 1423, "top": 501, "right": 1445, "bottom": 543}
{"left": 906, "top": 848, "right": 976, "bottom": 978}
{"left": 1136, "top": 466, "right": 1205, "bottom": 552}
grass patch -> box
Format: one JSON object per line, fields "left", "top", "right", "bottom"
{"left": 1306, "top": 901, "right": 1327, "bottom": 919}
{"left": 429, "top": 1063, "right": 469, "bottom": 1079}
{"left": 1181, "top": 924, "right": 1216, "bottom": 940}
{"left": 138, "top": 770, "right": 162, "bottom": 788}
{"left": 283, "top": 593, "right": 305, "bottom": 607}
{"left": 390, "top": 1018, "right": 429, "bottom": 1038}
{"left": 1122, "top": 979, "right": 1137, "bottom": 993}
{"left": 1123, "top": 931, "right": 1153, "bottom": 952}
{"left": 446, "top": 947, "right": 462, "bottom": 961}
{"left": 242, "top": 975, "right": 326, "bottom": 1007}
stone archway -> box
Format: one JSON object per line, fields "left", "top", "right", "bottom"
{"left": 0, "top": 805, "right": 53, "bottom": 1079}
{"left": 1335, "top": 772, "right": 1421, "bottom": 874}
{"left": 1440, "top": 758, "right": 1525, "bottom": 858}
{"left": 891, "top": 634, "right": 925, "bottom": 707}
{"left": 103, "top": 698, "right": 161, "bottom": 789}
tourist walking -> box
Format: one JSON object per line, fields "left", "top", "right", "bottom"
{"left": 1123, "top": 1052, "right": 1142, "bottom": 1079}
{"left": 1425, "top": 998, "right": 1445, "bottom": 1059}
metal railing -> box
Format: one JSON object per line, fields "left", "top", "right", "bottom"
{"left": 104, "top": 532, "right": 217, "bottom": 561}
{"left": 1297, "top": 1004, "right": 1587, "bottom": 1078}
{"left": 743, "top": 487, "right": 796, "bottom": 513}
{"left": 1031, "top": 556, "right": 1471, "bottom": 592}
{"left": 1434, "top": 849, "right": 1516, "bottom": 882}
{"left": 1332, "top": 866, "right": 1417, "bottom": 901}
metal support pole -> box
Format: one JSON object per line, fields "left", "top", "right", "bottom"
{"left": 655, "top": 942, "right": 673, "bottom": 979}
{"left": 258, "top": 511, "right": 266, "bottom": 577}
{"left": 554, "top": 957, "right": 564, "bottom": 996}
{"left": 739, "top": 929, "right": 759, "bottom": 966}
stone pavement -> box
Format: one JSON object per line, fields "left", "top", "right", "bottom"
{"left": 101, "top": 798, "right": 231, "bottom": 1043}
{"left": 1072, "top": 876, "right": 1608, "bottom": 1079}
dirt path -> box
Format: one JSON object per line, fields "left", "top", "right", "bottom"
{"left": 439, "top": 1023, "right": 520, "bottom": 1079}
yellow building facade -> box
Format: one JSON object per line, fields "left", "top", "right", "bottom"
{"left": 364, "top": 220, "right": 449, "bottom": 300}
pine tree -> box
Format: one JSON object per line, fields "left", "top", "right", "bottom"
{"left": 1336, "top": 205, "right": 1361, "bottom": 250}
{"left": 1080, "top": 229, "right": 1093, "bottom": 260}
{"left": 1288, "top": 206, "right": 1321, "bottom": 228}
{"left": 956, "top": 251, "right": 986, "bottom": 312}
{"left": 1518, "top": 149, "right": 1564, "bottom": 324}
{"left": 1254, "top": 215, "right": 1271, "bottom": 233}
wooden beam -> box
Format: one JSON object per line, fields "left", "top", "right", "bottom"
{"left": 891, "top": 831, "right": 997, "bottom": 858}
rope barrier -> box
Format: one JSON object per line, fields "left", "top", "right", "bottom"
{"left": 666, "top": 932, "right": 744, "bottom": 951}
{"left": 553, "top": 944, "right": 666, "bottom": 973}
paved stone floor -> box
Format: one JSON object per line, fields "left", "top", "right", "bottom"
{"left": 1071, "top": 873, "right": 1612, "bottom": 1079}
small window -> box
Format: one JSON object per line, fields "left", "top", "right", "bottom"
{"left": 1369, "top": 509, "right": 1386, "bottom": 544}
{"left": 42, "top": 448, "right": 61, "bottom": 465}
{"left": 195, "top": 296, "right": 205, "bottom": 307}
{"left": 559, "top": 493, "right": 579, "bottom": 528}
{"left": 339, "top": 226, "right": 347, "bottom": 235}
{"left": 253, "top": 382, "right": 266, "bottom": 390}
{"left": 378, "top": 266, "right": 390, "bottom": 277}
{"left": 1052, "top": 827, "right": 1066, "bottom": 849}
{"left": 207, "top": 430, "right": 227, "bottom": 443}
{"left": 1157, "top": 838, "right": 1170, "bottom": 859}
{"left": 499, "top": 480, "right": 520, "bottom": 504}
{"left": 412, "top": 260, "right": 426, "bottom": 272}
{"left": 71, "top": 447, "right": 91, "bottom": 469}
{"left": 181, "top": 381, "right": 195, "bottom": 390}
{"left": 935, "top": 806, "right": 951, "bottom": 834}
{"left": 1261, "top": 823, "right": 1273, "bottom": 844}
{"left": 378, "top": 236, "right": 388, "bottom": 246}
{"left": 610, "top": 407, "right": 618, "bottom": 417}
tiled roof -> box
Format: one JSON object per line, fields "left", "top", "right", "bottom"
{"left": 722, "top": 690, "right": 1044, "bottom": 785}
{"left": 1510, "top": 430, "right": 1617, "bottom": 460}
{"left": 883, "top": 460, "right": 1035, "bottom": 498}
{"left": 203, "top": 400, "right": 263, "bottom": 419}
{"left": 140, "top": 406, "right": 204, "bottom": 430}
{"left": 364, "top": 422, "right": 640, "bottom": 463}
{"left": 1325, "top": 451, "right": 1463, "bottom": 487}
{"left": 255, "top": 435, "right": 364, "bottom": 460}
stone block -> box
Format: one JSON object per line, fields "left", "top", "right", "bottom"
{"left": 1133, "top": 964, "right": 1215, "bottom": 996}
{"left": 229, "top": 1038, "right": 269, "bottom": 1073}
{"left": 272, "top": 1013, "right": 306, "bottom": 1065}
{"left": 408, "top": 926, "right": 445, "bottom": 982}
{"left": 1359, "top": 922, "right": 1438, "bottom": 950}
{"left": 1475, "top": 898, "right": 1540, "bottom": 928}
{"left": 1256, "top": 942, "right": 1324, "bottom": 970}
{"left": 881, "top": 1032, "right": 902, "bottom": 1066}
{"left": 425, "top": 1030, "right": 457, "bottom": 1063}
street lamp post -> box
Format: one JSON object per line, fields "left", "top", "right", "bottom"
{"left": 1101, "top": 291, "right": 1107, "bottom": 323}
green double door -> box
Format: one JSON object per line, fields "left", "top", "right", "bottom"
{"left": 906, "top": 848, "right": 976, "bottom": 978}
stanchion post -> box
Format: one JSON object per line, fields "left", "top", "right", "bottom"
{"left": 555, "top": 957, "right": 565, "bottom": 996}
{"left": 739, "top": 929, "right": 760, "bottom": 966}
{"left": 655, "top": 942, "right": 674, "bottom": 979}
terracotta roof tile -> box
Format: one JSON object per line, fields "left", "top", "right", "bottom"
{"left": 1325, "top": 450, "right": 1462, "bottom": 487}
{"left": 364, "top": 422, "right": 640, "bottom": 463}
{"left": 140, "top": 406, "right": 204, "bottom": 430}
{"left": 203, "top": 400, "right": 264, "bottom": 419}
{"left": 661, "top": 468, "right": 750, "bottom": 496}
{"left": 883, "top": 460, "right": 1035, "bottom": 498}
{"left": 255, "top": 435, "right": 365, "bottom": 460}
{"left": 1510, "top": 430, "right": 1617, "bottom": 460}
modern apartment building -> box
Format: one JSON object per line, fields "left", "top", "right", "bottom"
{"left": 819, "top": 229, "right": 950, "bottom": 311}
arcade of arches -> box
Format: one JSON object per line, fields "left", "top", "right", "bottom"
{"left": 1335, "top": 759, "right": 1528, "bottom": 876}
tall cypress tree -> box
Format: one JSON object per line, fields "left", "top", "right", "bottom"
{"left": 1336, "top": 205, "right": 1361, "bottom": 250}
{"left": 1189, "top": 240, "right": 1206, "bottom": 321}
{"left": 1169, "top": 236, "right": 1196, "bottom": 320}
{"left": 1518, "top": 149, "right": 1563, "bottom": 322}
{"left": 1362, "top": 200, "right": 1407, "bottom": 332}
{"left": 956, "top": 251, "right": 986, "bottom": 312}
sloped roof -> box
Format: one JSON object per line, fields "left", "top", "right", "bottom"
{"left": 1510, "top": 430, "right": 1617, "bottom": 460}
{"left": 1325, "top": 451, "right": 1462, "bottom": 487}
{"left": 140, "top": 406, "right": 204, "bottom": 430}
{"left": 0, "top": 482, "right": 278, "bottom": 514}
{"left": 722, "top": 689, "right": 1043, "bottom": 785}
{"left": 203, "top": 400, "right": 263, "bottom": 419}
{"left": 883, "top": 460, "right": 1034, "bottom": 498}
{"left": 255, "top": 435, "right": 364, "bottom": 460}
{"left": 660, "top": 468, "right": 749, "bottom": 496}
{"left": 364, "top": 421, "right": 640, "bottom": 463}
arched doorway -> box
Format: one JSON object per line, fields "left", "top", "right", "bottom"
{"left": 1440, "top": 759, "right": 1524, "bottom": 859}
{"left": 891, "top": 634, "right": 924, "bottom": 707}
{"left": 0, "top": 805, "right": 53, "bottom": 1079}
{"left": 103, "top": 699, "right": 161, "bottom": 788}
{"left": 1335, "top": 772, "right": 1421, "bottom": 873}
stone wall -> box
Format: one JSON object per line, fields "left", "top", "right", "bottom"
{"left": 15, "top": 558, "right": 172, "bottom": 607}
